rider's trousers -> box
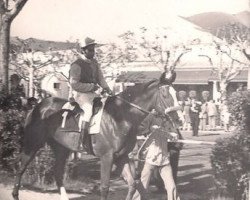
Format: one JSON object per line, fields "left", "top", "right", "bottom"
{"left": 72, "top": 91, "right": 98, "bottom": 123}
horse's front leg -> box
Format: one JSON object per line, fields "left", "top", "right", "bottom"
{"left": 100, "top": 150, "right": 114, "bottom": 200}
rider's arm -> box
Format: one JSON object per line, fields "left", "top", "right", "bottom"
{"left": 70, "top": 63, "right": 96, "bottom": 93}
{"left": 96, "top": 64, "right": 110, "bottom": 89}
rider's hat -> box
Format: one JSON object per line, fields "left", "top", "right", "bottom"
{"left": 80, "top": 37, "right": 97, "bottom": 49}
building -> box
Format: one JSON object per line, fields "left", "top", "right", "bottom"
{"left": 115, "top": 48, "right": 248, "bottom": 101}
{"left": 41, "top": 73, "right": 69, "bottom": 99}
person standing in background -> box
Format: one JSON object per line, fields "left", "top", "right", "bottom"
{"left": 199, "top": 102, "right": 208, "bottom": 131}
{"left": 207, "top": 100, "right": 218, "bottom": 131}
{"left": 189, "top": 96, "right": 201, "bottom": 136}
{"left": 182, "top": 100, "right": 191, "bottom": 131}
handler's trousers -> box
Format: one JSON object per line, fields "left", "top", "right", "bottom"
{"left": 132, "top": 163, "right": 178, "bottom": 200}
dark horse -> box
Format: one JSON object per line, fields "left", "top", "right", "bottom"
{"left": 12, "top": 73, "right": 170, "bottom": 200}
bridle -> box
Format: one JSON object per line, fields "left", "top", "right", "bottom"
{"left": 115, "top": 92, "right": 178, "bottom": 130}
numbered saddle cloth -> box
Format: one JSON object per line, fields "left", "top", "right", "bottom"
{"left": 53, "top": 106, "right": 81, "bottom": 152}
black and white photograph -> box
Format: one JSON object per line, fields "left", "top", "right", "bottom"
{"left": 0, "top": 0, "right": 249, "bottom": 200}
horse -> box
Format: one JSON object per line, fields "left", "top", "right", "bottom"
{"left": 12, "top": 72, "right": 171, "bottom": 200}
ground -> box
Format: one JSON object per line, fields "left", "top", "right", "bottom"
{"left": 0, "top": 130, "right": 233, "bottom": 200}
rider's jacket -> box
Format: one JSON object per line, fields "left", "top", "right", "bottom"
{"left": 69, "top": 58, "right": 109, "bottom": 93}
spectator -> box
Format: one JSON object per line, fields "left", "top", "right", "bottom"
{"left": 182, "top": 100, "right": 191, "bottom": 131}
{"left": 199, "top": 102, "right": 208, "bottom": 131}
{"left": 207, "top": 100, "right": 218, "bottom": 131}
{"left": 9, "top": 74, "right": 25, "bottom": 109}
{"left": 189, "top": 97, "right": 202, "bottom": 136}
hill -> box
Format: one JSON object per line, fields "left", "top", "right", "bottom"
{"left": 10, "top": 37, "right": 77, "bottom": 52}
{"left": 184, "top": 11, "right": 250, "bottom": 36}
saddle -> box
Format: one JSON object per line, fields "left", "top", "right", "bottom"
{"left": 53, "top": 98, "right": 103, "bottom": 153}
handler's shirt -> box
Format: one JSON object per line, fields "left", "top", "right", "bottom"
{"left": 139, "top": 115, "right": 175, "bottom": 166}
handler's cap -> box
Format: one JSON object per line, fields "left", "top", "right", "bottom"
{"left": 80, "top": 37, "right": 97, "bottom": 49}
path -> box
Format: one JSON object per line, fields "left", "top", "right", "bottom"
{"left": 0, "top": 130, "right": 232, "bottom": 200}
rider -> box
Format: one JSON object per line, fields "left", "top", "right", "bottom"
{"left": 69, "top": 37, "right": 113, "bottom": 144}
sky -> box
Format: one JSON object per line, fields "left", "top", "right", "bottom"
{"left": 11, "top": 0, "right": 249, "bottom": 42}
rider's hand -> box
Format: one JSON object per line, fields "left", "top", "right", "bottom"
{"left": 103, "top": 88, "right": 114, "bottom": 96}
{"left": 93, "top": 84, "right": 100, "bottom": 91}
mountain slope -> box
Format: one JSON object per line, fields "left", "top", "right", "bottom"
{"left": 10, "top": 37, "right": 77, "bottom": 52}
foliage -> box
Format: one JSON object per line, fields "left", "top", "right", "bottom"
{"left": 199, "top": 22, "right": 249, "bottom": 101}
{"left": 0, "top": 108, "right": 25, "bottom": 172}
{"left": 0, "top": 92, "right": 74, "bottom": 186}
{"left": 227, "top": 90, "right": 250, "bottom": 129}
{"left": 211, "top": 90, "right": 250, "bottom": 200}
{"left": 0, "top": 0, "right": 29, "bottom": 91}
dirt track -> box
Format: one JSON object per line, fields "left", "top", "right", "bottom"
{"left": 0, "top": 130, "right": 232, "bottom": 200}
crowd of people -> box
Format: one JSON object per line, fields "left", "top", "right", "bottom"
{"left": 180, "top": 97, "right": 231, "bottom": 135}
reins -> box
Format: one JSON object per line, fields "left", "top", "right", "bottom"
{"left": 116, "top": 96, "right": 151, "bottom": 115}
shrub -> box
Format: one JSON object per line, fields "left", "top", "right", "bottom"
{"left": 211, "top": 90, "right": 250, "bottom": 200}
{"left": 0, "top": 108, "right": 25, "bottom": 172}
{"left": 227, "top": 90, "right": 250, "bottom": 130}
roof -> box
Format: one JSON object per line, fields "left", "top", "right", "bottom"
{"left": 116, "top": 69, "right": 248, "bottom": 84}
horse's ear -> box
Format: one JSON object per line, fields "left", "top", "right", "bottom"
{"left": 159, "top": 71, "right": 176, "bottom": 85}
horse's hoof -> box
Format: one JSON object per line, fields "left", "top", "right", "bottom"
{"left": 12, "top": 193, "right": 19, "bottom": 200}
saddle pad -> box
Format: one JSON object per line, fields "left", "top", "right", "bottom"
{"left": 89, "top": 97, "right": 107, "bottom": 134}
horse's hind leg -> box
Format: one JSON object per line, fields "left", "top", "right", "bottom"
{"left": 12, "top": 120, "right": 47, "bottom": 200}
{"left": 50, "top": 141, "right": 70, "bottom": 200}
{"left": 100, "top": 150, "right": 113, "bottom": 200}
{"left": 12, "top": 146, "right": 41, "bottom": 200}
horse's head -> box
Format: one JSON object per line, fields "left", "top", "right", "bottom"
{"left": 159, "top": 70, "right": 176, "bottom": 86}
{"left": 118, "top": 70, "right": 177, "bottom": 114}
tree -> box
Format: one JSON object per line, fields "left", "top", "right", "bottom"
{"left": 95, "top": 34, "right": 138, "bottom": 79}
{"left": 199, "top": 23, "right": 249, "bottom": 101}
{"left": 0, "top": 0, "right": 28, "bottom": 92}
{"left": 118, "top": 27, "right": 191, "bottom": 72}
{"left": 10, "top": 41, "right": 77, "bottom": 97}
{"left": 215, "top": 23, "right": 250, "bottom": 91}
{"left": 215, "top": 23, "right": 250, "bottom": 61}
